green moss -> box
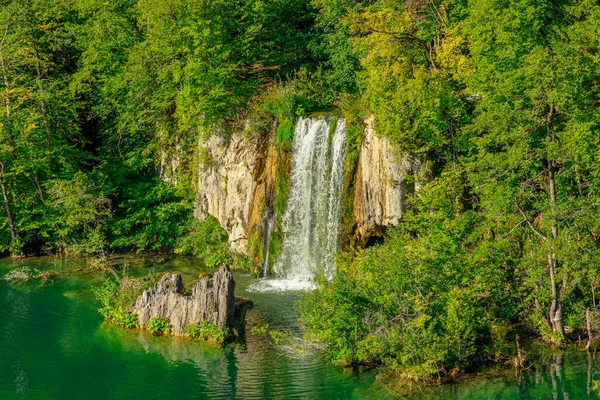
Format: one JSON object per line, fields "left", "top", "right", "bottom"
{"left": 339, "top": 123, "right": 364, "bottom": 249}
{"left": 247, "top": 224, "right": 264, "bottom": 276}
{"left": 269, "top": 145, "right": 292, "bottom": 267}
{"left": 329, "top": 115, "right": 339, "bottom": 142}
{"left": 197, "top": 146, "right": 215, "bottom": 169}
{"left": 276, "top": 123, "right": 294, "bottom": 144}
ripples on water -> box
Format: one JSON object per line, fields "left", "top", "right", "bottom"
{"left": 0, "top": 256, "right": 386, "bottom": 400}
{"left": 247, "top": 277, "right": 316, "bottom": 293}
{"left": 1, "top": 256, "right": 600, "bottom": 400}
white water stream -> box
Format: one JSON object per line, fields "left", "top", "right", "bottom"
{"left": 251, "top": 117, "right": 346, "bottom": 292}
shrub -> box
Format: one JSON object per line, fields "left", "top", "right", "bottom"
{"left": 254, "top": 83, "right": 300, "bottom": 126}
{"left": 93, "top": 276, "right": 145, "bottom": 328}
{"left": 175, "top": 216, "right": 233, "bottom": 268}
{"left": 48, "top": 172, "right": 112, "bottom": 255}
{"left": 109, "top": 180, "right": 193, "bottom": 252}
{"left": 148, "top": 317, "right": 170, "bottom": 335}
{"left": 185, "top": 321, "right": 229, "bottom": 344}
{"left": 300, "top": 201, "right": 520, "bottom": 378}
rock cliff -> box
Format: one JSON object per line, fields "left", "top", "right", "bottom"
{"left": 353, "top": 116, "right": 421, "bottom": 243}
{"left": 194, "top": 116, "right": 420, "bottom": 255}
{"left": 194, "top": 130, "right": 262, "bottom": 254}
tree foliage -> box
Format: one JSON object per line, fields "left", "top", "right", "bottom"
{"left": 2, "top": 0, "right": 600, "bottom": 381}
{"left": 0, "top": 0, "right": 321, "bottom": 256}
{"left": 301, "top": 0, "right": 600, "bottom": 379}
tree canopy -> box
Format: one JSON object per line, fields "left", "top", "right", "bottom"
{"left": 1, "top": 0, "right": 600, "bottom": 380}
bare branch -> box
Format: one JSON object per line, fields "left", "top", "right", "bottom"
{"left": 516, "top": 203, "right": 547, "bottom": 241}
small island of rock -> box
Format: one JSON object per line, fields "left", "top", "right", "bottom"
{"left": 129, "top": 265, "right": 252, "bottom": 337}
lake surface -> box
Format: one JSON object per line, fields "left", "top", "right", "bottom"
{"left": 0, "top": 256, "right": 599, "bottom": 399}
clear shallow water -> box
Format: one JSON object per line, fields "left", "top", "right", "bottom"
{"left": 0, "top": 256, "right": 387, "bottom": 400}
{"left": 1, "top": 256, "right": 600, "bottom": 400}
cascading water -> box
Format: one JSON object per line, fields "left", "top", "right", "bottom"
{"left": 262, "top": 206, "right": 275, "bottom": 278}
{"left": 251, "top": 117, "right": 346, "bottom": 291}
{"left": 323, "top": 120, "right": 346, "bottom": 277}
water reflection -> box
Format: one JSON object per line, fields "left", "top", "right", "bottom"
{"left": 3, "top": 255, "right": 600, "bottom": 400}
{"left": 409, "top": 350, "right": 600, "bottom": 400}
{"left": 0, "top": 256, "right": 387, "bottom": 399}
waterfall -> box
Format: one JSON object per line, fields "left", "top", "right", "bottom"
{"left": 252, "top": 117, "right": 346, "bottom": 291}
{"left": 324, "top": 120, "right": 346, "bottom": 277}
{"left": 262, "top": 206, "right": 275, "bottom": 278}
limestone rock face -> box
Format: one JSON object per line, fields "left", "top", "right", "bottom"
{"left": 130, "top": 265, "right": 236, "bottom": 334}
{"left": 192, "top": 116, "right": 420, "bottom": 254}
{"left": 159, "top": 148, "right": 181, "bottom": 185}
{"left": 194, "top": 131, "right": 261, "bottom": 254}
{"left": 353, "top": 116, "right": 421, "bottom": 243}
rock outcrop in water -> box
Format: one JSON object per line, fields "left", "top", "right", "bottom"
{"left": 130, "top": 265, "right": 251, "bottom": 334}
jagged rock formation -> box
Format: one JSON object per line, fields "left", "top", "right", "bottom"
{"left": 353, "top": 116, "right": 422, "bottom": 243}
{"left": 130, "top": 265, "right": 250, "bottom": 334}
{"left": 194, "top": 129, "right": 262, "bottom": 254}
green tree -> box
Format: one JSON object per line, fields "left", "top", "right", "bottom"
{"left": 462, "top": 0, "right": 600, "bottom": 340}
{"left": 0, "top": 0, "right": 86, "bottom": 254}
{"left": 48, "top": 172, "right": 111, "bottom": 254}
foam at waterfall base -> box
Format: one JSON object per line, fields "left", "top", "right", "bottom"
{"left": 247, "top": 277, "right": 316, "bottom": 293}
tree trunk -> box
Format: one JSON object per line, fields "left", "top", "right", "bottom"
{"left": 546, "top": 104, "right": 564, "bottom": 338}
{"left": 0, "top": 26, "right": 11, "bottom": 119}
{"left": 548, "top": 252, "right": 565, "bottom": 336}
{"left": 547, "top": 162, "right": 564, "bottom": 337}
{"left": 0, "top": 25, "right": 15, "bottom": 151}
{"left": 0, "top": 162, "right": 17, "bottom": 244}
{"left": 0, "top": 27, "right": 18, "bottom": 249}
{"left": 586, "top": 307, "right": 593, "bottom": 350}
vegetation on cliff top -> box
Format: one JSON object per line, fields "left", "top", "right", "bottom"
{"left": 0, "top": 0, "right": 325, "bottom": 257}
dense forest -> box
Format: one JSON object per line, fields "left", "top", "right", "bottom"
{"left": 2, "top": 0, "right": 600, "bottom": 383}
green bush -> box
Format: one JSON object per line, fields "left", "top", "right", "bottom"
{"left": 93, "top": 276, "right": 146, "bottom": 329}
{"left": 148, "top": 317, "right": 170, "bottom": 335}
{"left": 300, "top": 179, "right": 521, "bottom": 378}
{"left": 254, "top": 83, "right": 300, "bottom": 126}
{"left": 175, "top": 216, "right": 233, "bottom": 268}
{"left": 276, "top": 123, "right": 294, "bottom": 144}
{"left": 48, "top": 172, "right": 112, "bottom": 256}
{"left": 109, "top": 180, "right": 194, "bottom": 252}
{"left": 339, "top": 122, "right": 362, "bottom": 249}
{"left": 185, "top": 321, "right": 229, "bottom": 344}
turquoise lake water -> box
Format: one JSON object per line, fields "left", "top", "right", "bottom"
{"left": 0, "top": 256, "right": 598, "bottom": 399}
